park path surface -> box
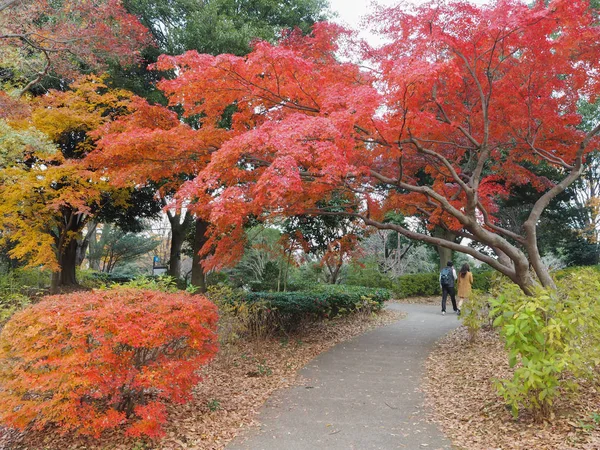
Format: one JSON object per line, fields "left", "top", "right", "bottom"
{"left": 226, "top": 303, "right": 461, "bottom": 450}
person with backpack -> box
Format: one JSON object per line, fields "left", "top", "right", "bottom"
{"left": 439, "top": 261, "right": 458, "bottom": 315}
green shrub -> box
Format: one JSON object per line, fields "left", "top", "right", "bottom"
{"left": 117, "top": 275, "right": 178, "bottom": 292}
{"left": 460, "top": 290, "right": 491, "bottom": 342}
{"left": 553, "top": 264, "right": 600, "bottom": 281}
{"left": 239, "top": 285, "right": 390, "bottom": 330}
{"left": 393, "top": 273, "right": 440, "bottom": 298}
{"left": 490, "top": 268, "right": 600, "bottom": 420}
{"left": 0, "top": 270, "right": 42, "bottom": 325}
{"left": 392, "top": 270, "right": 494, "bottom": 298}
{"left": 345, "top": 260, "right": 394, "bottom": 289}
{"left": 472, "top": 271, "right": 493, "bottom": 292}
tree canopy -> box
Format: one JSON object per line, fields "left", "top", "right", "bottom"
{"left": 141, "top": 0, "right": 600, "bottom": 293}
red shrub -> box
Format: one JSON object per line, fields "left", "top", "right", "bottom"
{"left": 0, "top": 289, "right": 218, "bottom": 438}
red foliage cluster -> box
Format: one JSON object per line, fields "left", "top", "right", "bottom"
{"left": 0, "top": 289, "right": 218, "bottom": 438}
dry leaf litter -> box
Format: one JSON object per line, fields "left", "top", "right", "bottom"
{"left": 424, "top": 325, "right": 600, "bottom": 450}
{"left": 1, "top": 309, "right": 402, "bottom": 450}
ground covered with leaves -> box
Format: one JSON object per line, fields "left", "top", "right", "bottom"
{"left": 424, "top": 326, "right": 600, "bottom": 450}
{"left": 1, "top": 309, "right": 402, "bottom": 450}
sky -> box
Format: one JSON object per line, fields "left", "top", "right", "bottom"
{"left": 328, "top": 0, "right": 492, "bottom": 33}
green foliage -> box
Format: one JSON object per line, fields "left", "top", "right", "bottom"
{"left": 472, "top": 271, "right": 493, "bottom": 292}
{"left": 460, "top": 291, "right": 491, "bottom": 342}
{"left": 91, "top": 224, "right": 159, "bottom": 274}
{"left": 553, "top": 265, "right": 600, "bottom": 281}
{"left": 392, "top": 273, "right": 440, "bottom": 298}
{"left": 242, "top": 285, "right": 390, "bottom": 327}
{"left": 392, "top": 271, "right": 493, "bottom": 298}
{"left": 207, "top": 399, "right": 221, "bottom": 411}
{"left": 0, "top": 268, "right": 51, "bottom": 325}
{"left": 345, "top": 259, "right": 394, "bottom": 289}
{"left": 124, "top": 0, "right": 330, "bottom": 57}
{"left": 286, "top": 262, "right": 323, "bottom": 291}
{"left": 77, "top": 269, "right": 133, "bottom": 289}
{"left": 490, "top": 268, "right": 600, "bottom": 420}
{"left": 116, "top": 275, "right": 179, "bottom": 292}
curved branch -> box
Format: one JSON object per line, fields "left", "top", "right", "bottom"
{"left": 477, "top": 201, "right": 526, "bottom": 244}
{"left": 309, "top": 208, "right": 515, "bottom": 277}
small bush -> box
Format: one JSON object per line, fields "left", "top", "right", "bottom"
{"left": 78, "top": 270, "right": 134, "bottom": 288}
{"left": 119, "top": 274, "right": 179, "bottom": 292}
{"left": 206, "top": 284, "right": 273, "bottom": 342}
{"left": 240, "top": 285, "right": 390, "bottom": 330}
{"left": 0, "top": 289, "right": 218, "bottom": 438}
{"left": 460, "top": 291, "right": 491, "bottom": 342}
{"left": 393, "top": 272, "right": 440, "bottom": 298}
{"left": 0, "top": 270, "right": 41, "bottom": 326}
{"left": 490, "top": 268, "right": 600, "bottom": 420}
{"left": 472, "top": 270, "right": 493, "bottom": 292}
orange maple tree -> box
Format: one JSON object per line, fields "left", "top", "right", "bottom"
{"left": 0, "top": 288, "right": 218, "bottom": 438}
{"left": 87, "top": 96, "right": 228, "bottom": 285}
{"left": 0, "top": 77, "right": 135, "bottom": 291}
{"left": 142, "top": 0, "right": 600, "bottom": 293}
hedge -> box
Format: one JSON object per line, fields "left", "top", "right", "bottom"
{"left": 241, "top": 284, "right": 391, "bottom": 320}
{"left": 392, "top": 271, "right": 493, "bottom": 298}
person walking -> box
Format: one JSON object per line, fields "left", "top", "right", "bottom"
{"left": 439, "top": 261, "right": 458, "bottom": 315}
{"left": 457, "top": 263, "right": 473, "bottom": 315}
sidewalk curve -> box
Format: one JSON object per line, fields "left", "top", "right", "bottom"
{"left": 226, "top": 303, "right": 461, "bottom": 450}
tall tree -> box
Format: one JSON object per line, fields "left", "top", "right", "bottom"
{"left": 149, "top": 1, "right": 600, "bottom": 294}
{"left": 91, "top": 0, "right": 330, "bottom": 288}
{"left": 0, "top": 77, "right": 159, "bottom": 291}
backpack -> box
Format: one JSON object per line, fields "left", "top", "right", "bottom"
{"left": 440, "top": 267, "right": 452, "bottom": 286}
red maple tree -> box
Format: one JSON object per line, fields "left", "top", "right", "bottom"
{"left": 102, "top": 0, "right": 600, "bottom": 293}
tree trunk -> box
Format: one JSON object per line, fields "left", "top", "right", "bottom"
{"left": 51, "top": 238, "right": 78, "bottom": 293}
{"left": 191, "top": 218, "right": 209, "bottom": 292}
{"left": 433, "top": 227, "right": 456, "bottom": 269}
{"left": 76, "top": 221, "right": 98, "bottom": 267}
{"left": 163, "top": 198, "right": 193, "bottom": 280}
{"left": 168, "top": 225, "right": 184, "bottom": 279}
{"left": 50, "top": 209, "right": 86, "bottom": 293}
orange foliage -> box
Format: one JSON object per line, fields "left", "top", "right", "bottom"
{"left": 0, "top": 77, "right": 134, "bottom": 273}
{"left": 0, "top": 289, "right": 218, "bottom": 438}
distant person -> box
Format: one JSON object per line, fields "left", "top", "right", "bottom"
{"left": 439, "top": 261, "right": 458, "bottom": 315}
{"left": 457, "top": 263, "right": 473, "bottom": 315}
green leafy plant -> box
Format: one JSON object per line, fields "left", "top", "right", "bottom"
{"left": 256, "top": 359, "right": 273, "bottom": 376}
{"left": 117, "top": 275, "right": 179, "bottom": 292}
{"left": 207, "top": 399, "right": 221, "bottom": 412}
{"left": 240, "top": 285, "right": 390, "bottom": 331}
{"left": 490, "top": 268, "right": 600, "bottom": 420}
{"left": 460, "top": 291, "right": 491, "bottom": 342}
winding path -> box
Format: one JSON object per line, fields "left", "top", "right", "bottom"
{"left": 227, "top": 303, "right": 461, "bottom": 450}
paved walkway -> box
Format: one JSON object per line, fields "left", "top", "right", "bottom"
{"left": 227, "top": 303, "right": 461, "bottom": 450}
